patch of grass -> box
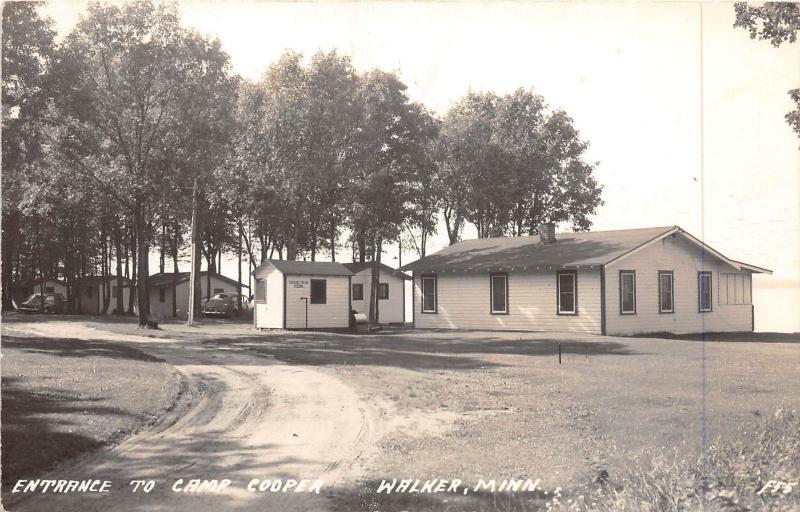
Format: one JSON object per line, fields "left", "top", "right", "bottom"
{"left": 554, "top": 407, "right": 800, "bottom": 511}
{"left": 0, "top": 334, "right": 184, "bottom": 497}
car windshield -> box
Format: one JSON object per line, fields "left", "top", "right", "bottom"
{"left": 212, "top": 294, "right": 228, "bottom": 299}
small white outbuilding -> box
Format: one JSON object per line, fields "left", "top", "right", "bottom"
{"left": 252, "top": 260, "right": 353, "bottom": 330}
{"left": 343, "top": 262, "right": 410, "bottom": 325}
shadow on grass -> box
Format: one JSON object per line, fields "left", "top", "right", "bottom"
{"left": 0, "top": 377, "right": 135, "bottom": 492}
{"left": 640, "top": 331, "right": 800, "bottom": 344}
{"left": 201, "top": 331, "right": 638, "bottom": 370}
{"left": 1, "top": 335, "right": 165, "bottom": 362}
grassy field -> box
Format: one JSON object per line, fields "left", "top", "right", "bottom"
{"left": 192, "top": 327, "right": 800, "bottom": 510}
{"left": 0, "top": 324, "right": 185, "bottom": 497}
{"left": 2, "top": 315, "right": 798, "bottom": 510}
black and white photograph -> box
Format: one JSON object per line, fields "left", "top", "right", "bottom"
{"left": 1, "top": 1, "right": 799, "bottom": 511}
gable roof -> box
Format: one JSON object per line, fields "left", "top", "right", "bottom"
{"left": 401, "top": 226, "right": 771, "bottom": 274}
{"left": 14, "top": 277, "right": 67, "bottom": 289}
{"left": 148, "top": 271, "right": 249, "bottom": 289}
{"left": 253, "top": 260, "right": 353, "bottom": 277}
{"left": 77, "top": 275, "right": 132, "bottom": 287}
{"left": 343, "top": 262, "right": 411, "bottom": 280}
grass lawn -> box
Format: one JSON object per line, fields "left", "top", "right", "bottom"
{"left": 192, "top": 327, "right": 800, "bottom": 510}
{"left": 0, "top": 326, "right": 184, "bottom": 497}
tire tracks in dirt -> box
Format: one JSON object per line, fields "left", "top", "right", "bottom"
{"left": 4, "top": 322, "right": 380, "bottom": 512}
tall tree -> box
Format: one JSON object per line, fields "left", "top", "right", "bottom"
{"left": 734, "top": 2, "right": 800, "bottom": 141}
{"left": 1, "top": 2, "right": 56, "bottom": 310}
{"left": 349, "top": 71, "right": 437, "bottom": 324}
{"left": 55, "top": 0, "right": 237, "bottom": 326}
{"left": 438, "top": 89, "right": 602, "bottom": 238}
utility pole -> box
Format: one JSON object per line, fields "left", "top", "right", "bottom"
{"left": 187, "top": 178, "right": 199, "bottom": 325}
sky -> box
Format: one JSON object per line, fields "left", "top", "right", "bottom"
{"left": 42, "top": 1, "right": 800, "bottom": 331}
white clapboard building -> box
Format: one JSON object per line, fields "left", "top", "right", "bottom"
{"left": 343, "top": 262, "right": 410, "bottom": 325}
{"left": 402, "top": 225, "right": 771, "bottom": 335}
{"left": 252, "top": 260, "right": 353, "bottom": 330}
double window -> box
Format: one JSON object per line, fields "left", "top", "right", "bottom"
{"left": 619, "top": 271, "right": 636, "bottom": 314}
{"left": 557, "top": 271, "right": 577, "bottom": 314}
{"left": 352, "top": 283, "right": 364, "bottom": 301}
{"left": 490, "top": 273, "right": 508, "bottom": 314}
{"left": 421, "top": 275, "right": 437, "bottom": 313}
{"left": 378, "top": 283, "right": 389, "bottom": 300}
{"left": 698, "top": 271, "right": 712, "bottom": 312}
{"left": 658, "top": 271, "right": 674, "bottom": 313}
{"left": 310, "top": 279, "right": 327, "bottom": 304}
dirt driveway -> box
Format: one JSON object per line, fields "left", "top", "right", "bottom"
{"left": 3, "top": 320, "right": 379, "bottom": 512}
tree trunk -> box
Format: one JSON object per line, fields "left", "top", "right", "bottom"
{"left": 2, "top": 211, "right": 20, "bottom": 310}
{"left": 135, "top": 201, "right": 150, "bottom": 327}
{"left": 237, "top": 226, "right": 243, "bottom": 314}
{"left": 114, "top": 222, "right": 124, "bottom": 314}
{"left": 128, "top": 227, "right": 137, "bottom": 315}
{"left": 171, "top": 218, "right": 179, "bottom": 318}
{"left": 368, "top": 238, "right": 382, "bottom": 326}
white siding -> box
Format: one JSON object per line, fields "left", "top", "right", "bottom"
{"left": 413, "top": 269, "right": 602, "bottom": 333}
{"left": 254, "top": 268, "right": 284, "bottom": 329}
{"left": 79, "top": 283, "right": 131, "bottom": 314}
{"left": 285, "top": 275, "right": 350, "bottom": 329}
{"left": 350, "top": 269, "right": 406, "bottom": 324}
{"left": 605, "top": 235, "right": 753, "bottom": 335}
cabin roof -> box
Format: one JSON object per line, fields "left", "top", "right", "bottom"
{"left": 253, "top": 260, "right": 353, "bottom": 277}
{"left": 148, "top": 271, "right": 248, "bottom": 288}
{"left": 342, "top": 262, "right": 411, "bottom": 280}
{"left": 401, "top": 226, "right": 771, "bottom": 274}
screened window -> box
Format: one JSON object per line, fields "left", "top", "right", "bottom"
{"left": 378, "top": 283, "right": 389, "bottom": 300}
{"left": 557, "top": 271, "right": 577, "bottom": 314}
{"left": 159, "top": 288, "right": 166, "bottom": 303}
{"left": 352, "top": 283, "right": 364, "bottom": 301}
{"left": 490, "top": 273, "right": 508, "bottom": 314}
{"left": 658, "top": 271, "right": 674, "bottom": 313}
{"left": 112, "top": 286, "right": 118, "bottom": 299}
{"left": 720, "top": 273, "right": 751, "bottom": 305}
{"left": 421, "top": 275, "right": 437, "bottom": 313}
{"left": 699, "top": 272, "right": 712, "bottom": 312}
{"left": 620, "top": 271, "right": 636, "bottom": 314}
{"left": 310, "top": 279, "right": 326, "bottom": 304}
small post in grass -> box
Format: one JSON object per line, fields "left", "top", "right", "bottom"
{"left": 558, "top": 343, "right": 562, "bottom": 365}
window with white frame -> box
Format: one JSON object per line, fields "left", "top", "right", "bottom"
{"left": 378, "top": 283, "right": 389, "bottom": 300}
{"left": 620, "top": 271, "right": 636, "bottom": 314}
{"left": 720, "top": 273, "right": 751, "bottom": 305}
{"left": 658, "top": 271, "right": 674, "bottom": 313}
{"left": 698, "top": 271, "right": 712, "bottom": 312}
{"left": 254, "top": 279, "right": 266, "bottom": 302}
{"left": 421, "top": 275, "right": 437, "bottom": 313}
{"left": 490, "top": 273, "right": 508, "bottom": 314}
{"left": 557, "top": 271, "right": 577, "bottom": 314}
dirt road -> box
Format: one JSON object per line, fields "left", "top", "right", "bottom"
{"left": 4, "top": 321, "right": 379, "bottom": 512}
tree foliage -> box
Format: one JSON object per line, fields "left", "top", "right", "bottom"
{"left": 438, "top": 89, "right": 602, "bottom": 242}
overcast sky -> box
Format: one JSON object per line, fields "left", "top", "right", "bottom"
{"left": 42, "top": 1, "right": 799, "bottom": 331}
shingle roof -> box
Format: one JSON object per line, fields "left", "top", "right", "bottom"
{"left": 148, "top": 271, "right": 248, "bottom": 288}
{"left": 254, "top": 260, "right": 353, "bottom": 277}
{"left": 77, "top": 275, "right": 131, "bottom": 286}
{"left": 343, "top": 262, "right": 411, "bottom": 280}
{"left": 401, "top": 226, "right": 676, "bottom": 272}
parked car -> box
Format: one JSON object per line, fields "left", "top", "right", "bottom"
{"left": 201, "top": 293, "right": 249, "bottom": 317}
{"left": 18, "top": 293, "right": 67, "bottom": 314}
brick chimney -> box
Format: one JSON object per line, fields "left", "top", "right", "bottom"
{"left": 539, "top": 222, "right": 556, "bottom": 244}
